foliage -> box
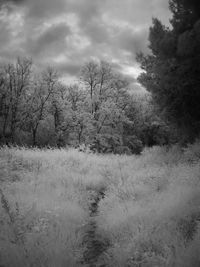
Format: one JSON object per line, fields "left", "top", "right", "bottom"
{"left": 0, "top": 57, "right": 32, "bottom": 143}
{"left": 97, "top": 140, "right": 200, "bottom": 266}
{"left": 123, "top": 135, "right": 143, "bottom": 154}
{"left": 1, "top": 140, "right": 200, "bottom": 266}
{"left": 0, "top": 57, "right": 171, "bottom": 153}
{"left": 137, "top": 0, "right": 200, "bottom": 140}
{"left": 90, "top": 133, "right": 122, "bottom": 153}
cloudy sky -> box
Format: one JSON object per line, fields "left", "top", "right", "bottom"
{"left": 0, "top": 0, "right": 171, "bottom": 88}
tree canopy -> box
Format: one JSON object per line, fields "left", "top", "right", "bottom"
{"left": 0, "top": 57, "right": 171, "bottom": 153}
{"left": 137, "top": 0, "right": 200, "bottom": 140}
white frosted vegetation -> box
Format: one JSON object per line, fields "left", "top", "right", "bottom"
{"left": 0, "top": 142, "right": 200, "bottom": 266}
{"left": 96, "top": 143, "right": 200, "bottom": 266}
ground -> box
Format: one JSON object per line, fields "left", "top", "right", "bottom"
{"left": 0, "top": 143, "right": 200, "bottom": 267}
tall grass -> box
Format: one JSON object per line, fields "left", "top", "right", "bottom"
{"left": 0, "top": 147, "right": 94, "bottom": 266}
{"left": 97, "top": 143, "right": 200, "bottom": 266}
{"left": 0, "top": 142, "right": 200, "bottom": 266}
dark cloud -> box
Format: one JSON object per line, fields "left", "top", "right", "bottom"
{"left": 18, "top": 0, "right": 104, "bottom": 23}
{"left": 55, "top": 62, "right": 81, "bottom": 76}
{"left": 112, "top": 27, "right": 149, "bottom": 57}
{"left": 1, "top": 0, "right": 25, "bottom": 4}
{"left": 0, "top": 0, "right": 26, "bottom": 10}
{"left": 26, "top": 23, "right": 71, "bottom": 57}
{"left": 103, "top": 0, "right": 171, "bottom": 26}
{"left": 0, "top": 0, "right": 171, "bottom": 83}
{"left": 69, "top": 0, "right": 104, "bottom": 24}
{"left": 0, "top": 20, "right": 12, "bottom": 46}
{"left": 26, "top": 0, "right": 66, "bottom": 19}
{"left": 83, "top": 18, "right": 110, "bottom": 44}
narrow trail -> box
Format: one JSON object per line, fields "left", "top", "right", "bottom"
{"left": 81, "top": 188, "right": 110, "bottom": 267}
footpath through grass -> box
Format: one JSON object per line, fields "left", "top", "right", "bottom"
{"left": 0, "top": 142, "right": 200, "bottom": 266}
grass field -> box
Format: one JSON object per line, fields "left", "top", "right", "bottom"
{"left": 0, "top": 142, "right": 200, "bottom": 266}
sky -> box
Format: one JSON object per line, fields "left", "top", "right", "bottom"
{"left": 0, "top": 0, "right": 171, "bottom": 90}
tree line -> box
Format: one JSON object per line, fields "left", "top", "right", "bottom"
{"left": 0, "top": 58, "right": 171, "bottom": 153}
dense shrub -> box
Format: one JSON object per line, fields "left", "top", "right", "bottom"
{"left": 124, "top": 135, "right": 143, "bottom": 154}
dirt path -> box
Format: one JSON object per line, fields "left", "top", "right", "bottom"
{"left": 81, "top": 189, "right": 109, "bottom": 267}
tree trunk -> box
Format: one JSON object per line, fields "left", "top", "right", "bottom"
{"left": 90, "top": 84, "right": 93, "bottom": 114}
{"left": 2, "top": 113, "right": 9, "bottom": 143}
{"left": 10, "top": 122, "right": 16, "bottom": 144}
{"left": 78, "top": 125, "right": 83, "bottom": 144}
{"left": 32, "top": 128, "right": 37, "bottom": 146}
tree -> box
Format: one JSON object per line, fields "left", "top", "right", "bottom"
{"left": 23, "top": 67, "right": 58, "bottom": 146}
{"left": 80, "top": 60, "right": 113, "bottom": 114}
{"left": 80, "top": 61, "right": 99, "bottom": 114}
{"left": 0, "top": 57, "right": 32, "bottom": 144}
{"left": 98, "top": 61, "right": 113, "bottom": 102}
{"left": 0, "top": 67, "right": 10, "bottom": 143}
{"left": 64, "top": 84, "right": 91, "bottom": 146}
{"left": 137, "top": 0, "right": 200, "bottom": 141}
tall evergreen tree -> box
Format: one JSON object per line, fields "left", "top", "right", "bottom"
{"left": 137, "top": 0, "right": 200, "bottom": 140}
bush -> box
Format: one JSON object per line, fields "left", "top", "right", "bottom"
{"left": 90, "top": 133, "right": 122, "bottom": 154}
{"left": 113, "top": 145, "right": 132, "bottom": 155}
{"left": 124, "top": 135, "right": 143, "bottom": 154}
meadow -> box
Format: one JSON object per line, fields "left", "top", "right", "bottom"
{"left": 0, "top": 142, "right": 200, "bottom": 267}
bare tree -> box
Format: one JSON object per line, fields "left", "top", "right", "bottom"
{"left": 24, "top": 67, "right": 58, "bottom": 146}
{"left": 80, "top": 61, "right": 99, "bottom": 114}
{"left": 98, "top": 61, "right": 112, "bottom": 99}
{"left": 0, "top": 57, "right": 32, "bottom": 143}
{"left": 66, "top": 84, "right": 85, "bottom": 111}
